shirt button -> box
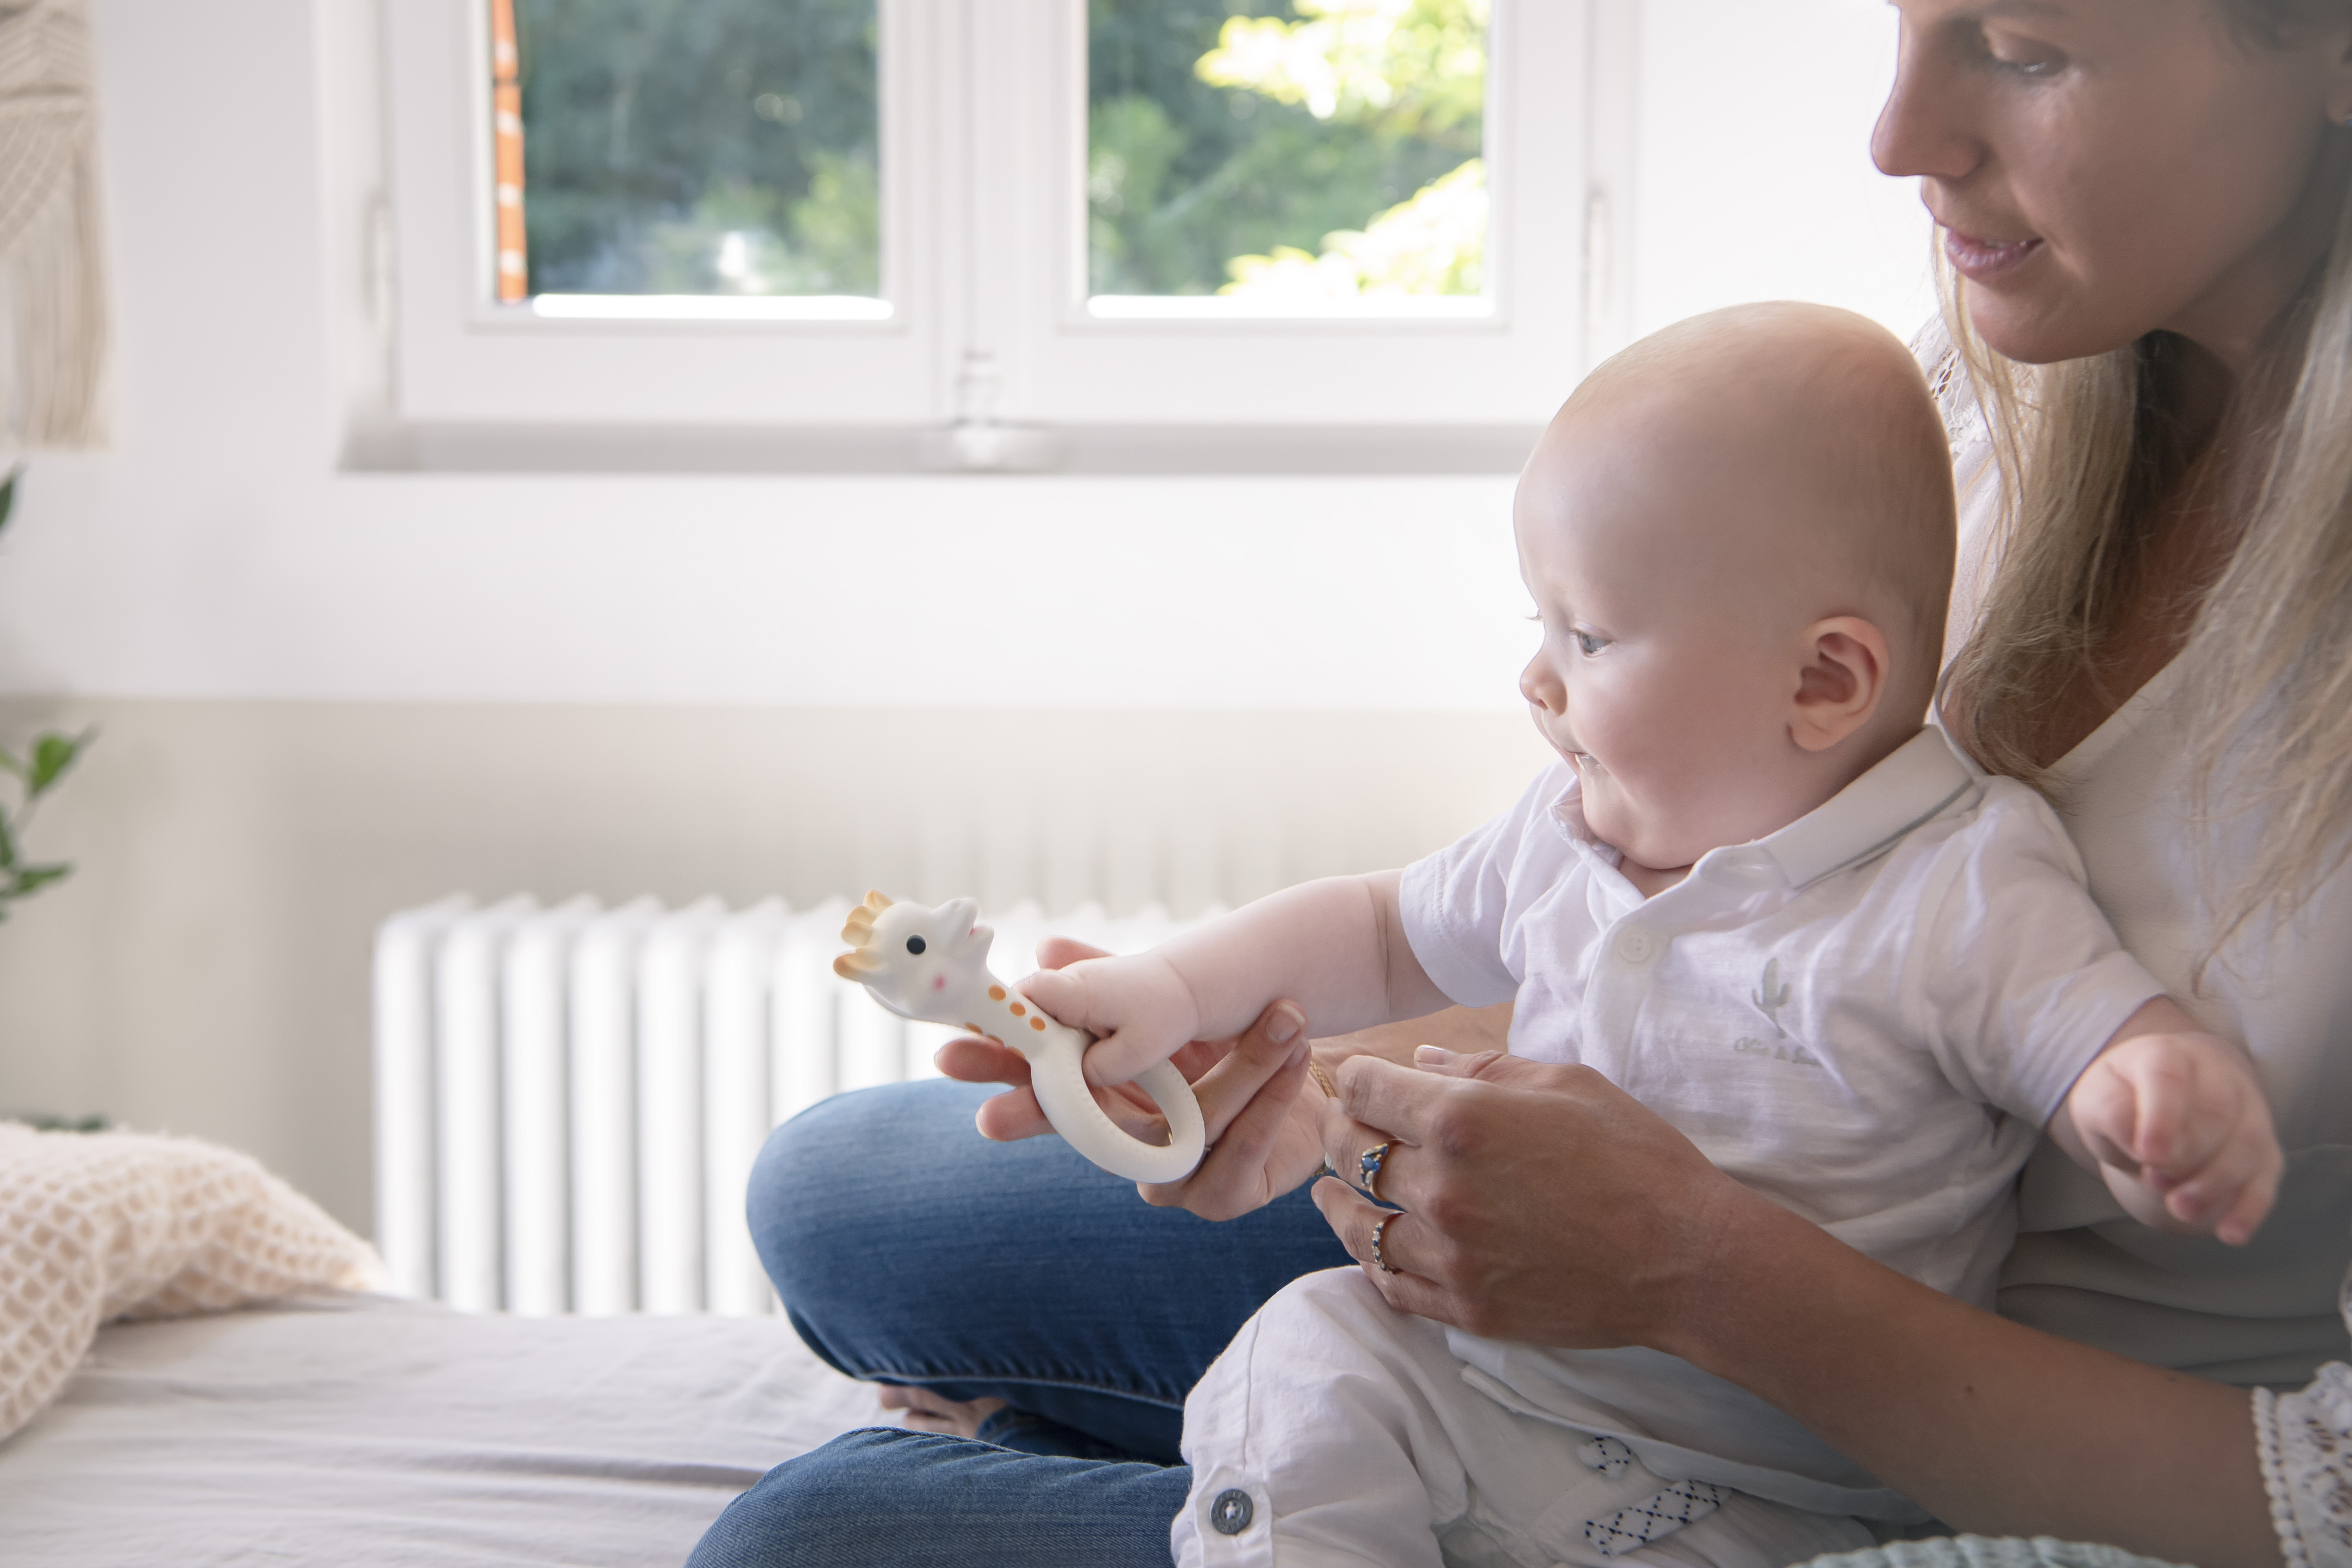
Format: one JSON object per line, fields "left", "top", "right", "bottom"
{"left": 1210, "top": 1489, "right": 1255, "bottom": 1534}
{"left": 1615, "top": 928, "right": 1656, "bottom": 965}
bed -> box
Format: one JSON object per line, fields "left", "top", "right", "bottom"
{"left": 0, "top": 1131, "right": 2197, "bottom": 1568}
{"left": 0, "top": 1290, "right": 885, "bottom": 1567}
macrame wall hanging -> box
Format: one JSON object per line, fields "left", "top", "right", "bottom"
{"left": 0, "top": 0, "right": 107, "bottom": 452}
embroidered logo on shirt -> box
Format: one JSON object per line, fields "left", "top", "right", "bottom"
{"left": 1750, "top": 957, "right": 1792, "bottom": 1037}
{"left": 1738, "top": 959, "right": 1820, "bottom": 1065}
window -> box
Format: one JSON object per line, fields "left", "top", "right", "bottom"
{"left": 1085, "top": 1, "right": 1488, "bottom": 317}
{"left": 383, "top": 0, "right": 1610, "bottom": 446}
{"left": 499, "top": 0, "right": 886, "bottom": 318}
{"left": 386, "top": 0, "right": 936, "bottom": 426}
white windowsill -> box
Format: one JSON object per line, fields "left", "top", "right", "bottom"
{"left": 526, "top": 294, "right": 896, "bottom": 322}
{"left": 338, "top": 419, "right": 1543, "bottom": 478}
{"left": 1083, "top": 295, "right": 1496, "bottom": 323}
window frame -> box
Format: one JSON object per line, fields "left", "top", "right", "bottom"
{"left": 979, "top": 0, "right": 1592, "bottom": 428}
{"left": 378, "top": 0, "right": 1616, "bottom": 441}
{"left": 385, "top": 0, "right": 948, "bottom": 426}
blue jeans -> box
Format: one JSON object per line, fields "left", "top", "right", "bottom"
{"left": 687, "top": 1079, "right": 1352, "bottom": 1567}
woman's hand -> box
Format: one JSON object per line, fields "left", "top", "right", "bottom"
{"left": 1132, "top": 1012, "right": 1331, "bottom": 1222}
{"left": 1306, "top": 1046, "right": 1748, "bottom": 1349}
{"left": 933, "top": 937, "right": 1328, "bottom": 1217}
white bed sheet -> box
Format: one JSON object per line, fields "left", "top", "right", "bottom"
{"left": 0, "top": 1292, "right": 889, "bottom": 1567}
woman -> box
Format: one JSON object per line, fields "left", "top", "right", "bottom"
{"left": 694, "top": 3, "right": 2352, "bottom": 1563}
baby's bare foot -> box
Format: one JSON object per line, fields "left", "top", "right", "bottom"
{"left": 876, "top": 1383, "right": 1007, "bottom": 1439}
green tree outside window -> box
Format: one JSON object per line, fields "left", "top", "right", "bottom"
{"left": 513, "top": 0, "right": 880, "bottom": 297}
{"left": 1089, "top": 0, "right": 1488, "bottom": 300}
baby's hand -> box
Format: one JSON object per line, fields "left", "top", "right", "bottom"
{"left": 1019, "top": 952, "right": 1205, "bottom": 1088}
{"left": 2060, "top": 1028, "right": 2281, "bottom": 1247}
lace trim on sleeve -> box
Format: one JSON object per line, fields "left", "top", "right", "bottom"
{"left": 2258, "top": 1364, "right": 2352, "bottom": 1567}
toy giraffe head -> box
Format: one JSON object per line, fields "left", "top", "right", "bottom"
{"left": 832, "top": 890, "right": 1000, "bottom": 1025}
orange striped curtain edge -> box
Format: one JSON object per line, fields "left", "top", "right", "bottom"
{"left": 490, "top": 0, "right": 527, "bottom": 303}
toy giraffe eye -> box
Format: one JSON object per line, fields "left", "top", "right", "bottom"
{"left": 906, "top": 935, "right": 926, "bottom": 955}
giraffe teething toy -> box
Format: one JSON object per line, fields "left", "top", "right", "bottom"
{"left": 831, "top": 892, "right": 1207, "bottom": 1184}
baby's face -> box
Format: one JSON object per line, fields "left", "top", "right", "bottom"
{"left": 1513, "top": 401, "right": 1831, "bottom": 875}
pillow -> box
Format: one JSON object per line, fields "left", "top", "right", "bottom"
{"left": 0, "top": 1123, "right": 386, "bottom": 1441}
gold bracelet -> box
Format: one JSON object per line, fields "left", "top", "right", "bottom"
{"left": 1307, "top": 1059, "right": 1339, "bottom": 1100}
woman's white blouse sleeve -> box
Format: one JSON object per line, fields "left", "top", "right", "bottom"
{"left": 2258, "top": 1270, "right": 2352, "bottom": 1566}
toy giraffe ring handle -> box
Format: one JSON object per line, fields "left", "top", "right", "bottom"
{"left": 831, "top": 891, "right": 1207, "bottom": 1185}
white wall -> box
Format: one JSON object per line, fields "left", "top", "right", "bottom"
{"left": 1632, "top": 0, "right": 1929, "bottom": 345}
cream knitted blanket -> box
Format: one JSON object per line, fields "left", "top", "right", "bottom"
{"left": 0, "top": 0, "right": 106, "bottom": 448}
{"left": 0, "top": 1123, "right": 386, "bottom": 1442}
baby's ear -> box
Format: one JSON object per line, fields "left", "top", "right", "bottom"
{"left": 1789, "top": 616, "right": 1890, "bottom": 753}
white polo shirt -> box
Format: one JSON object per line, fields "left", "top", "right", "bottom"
{"left": 1399, "top": 725, "right": 2167, "bottom": 1516}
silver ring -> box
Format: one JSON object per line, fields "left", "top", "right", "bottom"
{"left": 1358, "top": 1140, "right": 1393, "bottom": 1203}
{"left": 1369, "top": 1211, "right": 1401, "bottom": 1275}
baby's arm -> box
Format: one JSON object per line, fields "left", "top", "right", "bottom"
{"left": 2047, "top": 998, "right": 2282, "bottom": 1247}
{"left": 1020, "top": 871, "right": 1452, "bottom": 1086}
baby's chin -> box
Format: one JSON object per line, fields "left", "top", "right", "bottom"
{"left": 1578, "top": 786, "right": 1647, "bottom": 855}
{"left": 1581, "top": 787, "right": 1699, "bottom": 872}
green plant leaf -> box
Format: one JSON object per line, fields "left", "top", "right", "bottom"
{"left": 0, "top": 747, "right": 19, "bottom": 778}
{"left": 5, "top": 862, "right": 70, "bottom": 896}
{"left": 0, "top": 465, "right": 17, "bottom": 540}
{"left": 28, "top": 730, "right": 89, "bottom": 796}
{"left": 18, "top": 1112, "right": 111, "bottom": 1133}
{"left": 0, "top": 810, "right": 15, "bottom": 870}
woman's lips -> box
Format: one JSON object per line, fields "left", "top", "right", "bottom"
{"left": 1942, "top": 226, "right": 2044, "bottom": 282}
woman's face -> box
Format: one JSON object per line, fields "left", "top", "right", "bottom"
{"left": 1873, "top": 0, "right": 2352, "bottom": 367}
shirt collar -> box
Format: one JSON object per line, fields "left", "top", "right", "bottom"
{"left": 1550, "top": 727, "right": 1983, "bottom": 899}
{"left": 1743, "top": 726, "right": 1979, "bottom": 890}
{"left": 1545, "top": 785, "right": 1646, "bottom": 914}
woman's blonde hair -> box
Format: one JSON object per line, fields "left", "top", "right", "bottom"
{"left": 1936, "top": 5, "right": 2352, "bottom": 983}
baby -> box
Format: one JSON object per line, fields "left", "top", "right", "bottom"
{"left": 1022, "top": 302, "right": 2282, "bottom": 1568}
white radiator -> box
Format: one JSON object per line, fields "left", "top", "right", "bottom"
{"left": 373, "top": 895, "right": 1198, "bottom": 1316}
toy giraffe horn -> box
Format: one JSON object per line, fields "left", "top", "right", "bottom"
{"left": 833, "top": 890, "right": 895, "bottom": 979}
{"left": 840, "top": 890, "right": 892, "bottom": 944}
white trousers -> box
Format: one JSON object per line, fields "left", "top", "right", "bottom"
{"left": 1173, "top": 1269, "right": 1877, "bottom": 1568}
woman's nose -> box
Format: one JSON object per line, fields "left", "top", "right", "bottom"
{"left": 1870, "top": 21, "right": 1979, "bottom": 184}
{"left": 1520, "top": 653, "right": 1565, "bottom": 715}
